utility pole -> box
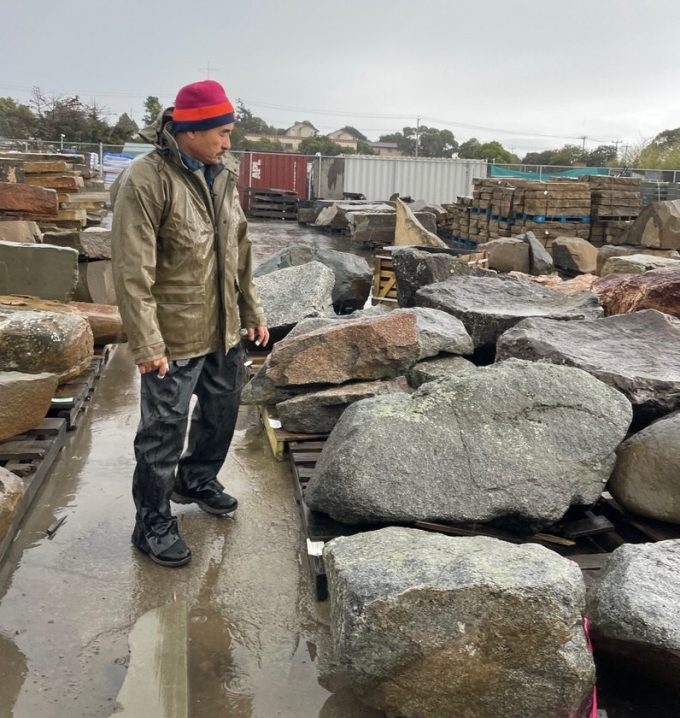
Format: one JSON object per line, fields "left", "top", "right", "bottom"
{"left": 581, "top": 135, "right": 587, "bottom": 152}
{"left": 200, "top": 61, "right": 218, "bottom": 79}
{"left": 613, "top": 139, "right": 622, "bottom": 157}
{"left": 415, "top": 116, "right": 420, "bottom": 159}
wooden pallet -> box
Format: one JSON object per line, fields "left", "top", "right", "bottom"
{"left": 0, "top": 418, "right": 67, "bottom": 564}
{"left": 258, "top": 406, "right": 327, "bottom": 462}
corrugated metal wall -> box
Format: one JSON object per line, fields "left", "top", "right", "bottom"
{"left": 237, "top": 152, "right": 309, "bottom": 212}
{"left": 343, "top": 156, "right": 487, "bottom": 204}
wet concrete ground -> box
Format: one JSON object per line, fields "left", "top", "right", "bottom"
{"left": 0, "top": 220, "right": 377, "bottom": 718}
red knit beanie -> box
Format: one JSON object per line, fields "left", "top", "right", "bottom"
{"left": 172, "top": 80, "right": 235, "bottom": 132}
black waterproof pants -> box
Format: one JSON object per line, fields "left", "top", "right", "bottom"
{"left": 132, "top": 345, "right": 245, "bottom": 535}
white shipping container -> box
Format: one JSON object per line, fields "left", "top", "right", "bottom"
{"left": 343, "top": 156, "right": 487, "bottom": 204}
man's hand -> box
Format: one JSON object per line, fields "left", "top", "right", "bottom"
{"left": 137, "top": 356, "right": 169, "bottom": 378}
{"left": 247, "top": 326, "right": 270, "bottom": 348}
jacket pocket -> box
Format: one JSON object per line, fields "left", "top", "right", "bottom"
{"left": 153, "top": 284, "right": 205, "bottom": 304}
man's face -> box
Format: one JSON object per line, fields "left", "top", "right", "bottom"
{"left": 181, "top": 123, "right": 234, "bottom": 164}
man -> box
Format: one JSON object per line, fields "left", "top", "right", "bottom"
{"left": 111, "top": 80, "right": 268, "bottom": 568}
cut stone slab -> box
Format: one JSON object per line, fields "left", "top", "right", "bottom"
{"left": 0, "top": 371, "right": 58, "bottom": 441}
{"left": 73, "top": 259, "right": 117, "bottom": 305}
{"left": 42, "top": 229, "right": 112, "bottom": 260}
{"left": 415, "top": 274, "right": 602, "bottom": 349}
{"left": 508, "top": 272, "right": 598, "bottom": 295}
{"left": 496, "top": 309, "right": 680, "bottom": 417}
{"left": 0, "top": 467, "right": 25, "bottom": 546}
{"left": 483, "top": 237, "right": 530, "bottom": 274}
{"left": 392, "top": 245, "right": 492, "bottom": 308}
{"left": 276, "top": 377, "right": 410, "bottom": 434}
{"left": 70, "top": 301, "right": 126, "bottom": 344}
{"left": 109, "top": 601, "right": 187, "bottom": 718}
{"left": 305, "top": 359, "right": 631, "bottom": 529}
{"left": 626, "top": 199, "right": 680, "bottom": 250}
{"left": 350, "top": 209, "right": 438, "bottom": 248}
{"left": 0, "top": 220, "right": 41, "bottom": 244}
{"left": 254, "top": 261, "right": 335, "bottom": 331}
{"left": 406, "top": 354, "right": 476, "bottom": 388}
{"left": 587, "top": 541, "right": 680, "bottom": 687}
{"left": 394, "top": 198, "right": 447, "bottom": 248}
{"left": 253, "top": 243, "right": 372, "bottom": 311}
{"left": 324, "top": 528, "right": 594, "bottom": 718}
{"left": 0, "top": 240, "right": 79, "bottom": 301}
{"left": 0, "top": 181, "right": 58, "bottom": 215}
{"left": 266, "top": 308, "right": 472, "bottom": 387}
{"left": 0, "top": 308, "right": 94, "bottom": 383}
{"left": 552, "top": 236, "right": 598, "bottom": 275}
{"left": 609, "top": 411, "right": 680, "bottom": 524}
{"left": 593, "top": 268, "right": 680, "bottom": 318}
{"left": 596, "top": 244, "right": 680, "bottom": 275}
{"left": 600, "top": 253, "right": 680, "bottom": 275}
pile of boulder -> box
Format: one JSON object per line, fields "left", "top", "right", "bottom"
{"left": 244, "top": 203, "right": 680, "bottom": 716}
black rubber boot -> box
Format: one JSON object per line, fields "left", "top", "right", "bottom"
{"left": 131, "top": 518, "right": 191, "bottom": 567}
{"left": 171, "top": 483, "right": 238, "bottom": 517}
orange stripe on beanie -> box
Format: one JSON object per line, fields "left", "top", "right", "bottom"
{"left": 172, "top": 80, "right": 235, "bottom": 132}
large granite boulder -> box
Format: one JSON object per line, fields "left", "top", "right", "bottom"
{"left": 254, "top": 261, "right": 335, "bottom": 331}
{"left": 508, "top": 272, "right": 598, "bottom": 295}
{"left": 496, "top": 310, "right": 680, "bottom": 418}
{"left": 0, "top": 309, "right": 94, "bottom": 383}
{"left": 253, "top": 243, "right": 372, "bottom": 311}
{"left": 415, "top": 274, "right": 602, "bottom": 349}
{"left": 593, "top": 269, "right": 680, "bottom": 318}
{"left": 324, "top": 527, "right": 595, "bottom": 718}
{"left": 552, "top": 237, "right": 598, "bottom": 275}
{"left": 626, "top": 199, "right": 680, "bottom": 250}
{"left": 600, "top": 253, "right": 680, "bottom": 276}
{"left": 587, "top": 540, "right": 680, "bottom": 685}
{"left": 608, "top": 411, "right": 680, "bottom": 524}
{"left": 0, "top": 240, "right": 79, "bottom": 301}
{"left": 305, "top": 359, "right": 631, "bottom": 528}
{"left": 394, "top": 198, "right": 448, "bottom": 248}
{"left": 0, "top": 371, "right": 58, "bottom": 441}
{"left": 483, "top": 237, "right": 530, "bottom": 274}
{"left": 276, "top": 377, "right": 410, "bottom": 433}
{"left": 406, "top": 354, "right": 476, "bottom": 388}
{"left": 391, "top": 246, "right": 491, "bottom": 308}
{"left": 596, "top": 244, "right": 680, "bottom": 275}
{"left": 0, "top": 467, "right": 25, "bottom": 545}
{"left": 266, "top": 308, "right": 473, "bottom": 388}
{"left": 241, "top": 355, "right": 307, "bottom": 406}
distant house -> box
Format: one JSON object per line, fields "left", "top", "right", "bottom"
{"left": 327, "top": 128, "right": 359, "bottom": 152}
{"left": 245, "top": 120, "right": 319, "bottom": 152}
{"left": 286, "top": 121, "right": 318, "bottom": 139}
{"left": 370, "top": 141, "right": 402, "bottom": 157}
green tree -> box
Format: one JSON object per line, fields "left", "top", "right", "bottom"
{"left": 357, "top": 139, "right": 375, "bottom": 155}
{"left": 523, "top": 144, "right": 584, "bottom": 166}
{"left": 637, "top": 127, "right": 680, "bottom": 168}
{"left": 142, "top": 96, "right": 163, "bottom": 126}
{"left": 458, "top": 137, "right": 481, "bottom": 159}
{"left": 583, "top": 144, "right": 617, "bottom": 167}
{"left": 110, "top": 112, "right": 139, "bottom": 144}
{"left": 0, "top": 97, "right": 36, "bottom": 138}
{"left": 298, "top": 135, "right": 347, "bottom": 156}
{"left": 378, "top": 130, "right": 415, "bottom": 155}
{"left": 417, "top": 126, "right": 458, "bottom": 158}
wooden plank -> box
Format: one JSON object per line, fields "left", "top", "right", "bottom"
{"left": 0, "top": 182, "right": 58, "bottom": 215}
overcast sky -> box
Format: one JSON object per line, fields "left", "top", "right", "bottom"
{"left": 3, "top": 0, "right": 680, "bottom": 156}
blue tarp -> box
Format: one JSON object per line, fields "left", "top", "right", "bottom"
{"left": 489, "top": 166, "right": 607, "bottom": 180}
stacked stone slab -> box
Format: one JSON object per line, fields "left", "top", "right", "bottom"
{"left": 0, "top": 372, "right": 58, "bottom": 441}
{"left": 584, "top": 175, "right": 641, "bottom": 246}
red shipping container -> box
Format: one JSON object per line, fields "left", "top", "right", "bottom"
{"left": 237, "top": 152, "right": 309, "bottom": 213}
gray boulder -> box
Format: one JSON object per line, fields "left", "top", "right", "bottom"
{"left": 42, "top": 229, "right": 112, "bottom": 260}
{"left": 588, "top": 540, "right": 680, "bottom": 684}
{"left": 552, "top": 237, "right": 598, "bottom": 275}
{"left": 276, "top": 377, "right": 410, "bottom": 433}
{"left": 392, "top": 246, "right": 492, "bottom": 308}
{"left": 416, "top": 274, "right": 602, "bottom": 349}
{"left": 406, "top": 354, "right": 476, "bottom": 388}
{"left": 305, "top": 359, "right": 631, "bottom": 528}
{"left": 0, "top": 371, "right": 59, "bottom": 441}
{"left": 496, "top": 309, "right": 680, "bottom": 417}
{"left": 240, "top": 355, "right": 308, "bottom": 406}
{"left": 253, "top": 243, "right": 372, "bottom": 311}
{"left": 324, "top": 527, "right": 595, "bottom": 718}
{"left": 484, "top": 237, "right": 530, "bottom": 274}
{"left": 254, "top": 261, "right": 335, "bottom": 331}
{"left": 0, "top": 240, "right": 79, "bottom": 301}
{"left": 519, "top": 230, "right": 554, "bottom": 275}
{"left": 609, "top": 411, "right": 680, "bottom": 524}
{"left": 600, "top": 253, "right": 680, "bottom": 276}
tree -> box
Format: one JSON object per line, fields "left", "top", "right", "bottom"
{"left": 523, "top": 144, "right": 584, "bottom": 166}
{"left": 637, "top": 127, "right": 680, "bottom": 168}
{"left": 357, "top": 140, "right": 375, "bottom": 155}
{"left": 458, "top": 137, "right": 519, "bottom": 163}
{"left": 458, "top": 137, "right": 481, "bottom": 159}
{"left": 379, "top": 126, "right": 458, "bottom": 158}
{"left": 582, "top": 144, "right": 617, "bottom": 167}
{"left": 298, "top": 135, "right": 347, "bottom": 156}
{"left": 142, "top": 96, "right": 163, "bottom": 126}
{"left": 378, "top": 131, "right": 415, "bottom": 156}
{"left": 0, "top": 97, "right": 36, "bottom": 138}
{"left": 110, "top": 113, "right": 139, "bottom": 144}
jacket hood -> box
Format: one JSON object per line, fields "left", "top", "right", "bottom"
{"left": 137, "top": 107, "right": 239, "bottom": 175}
